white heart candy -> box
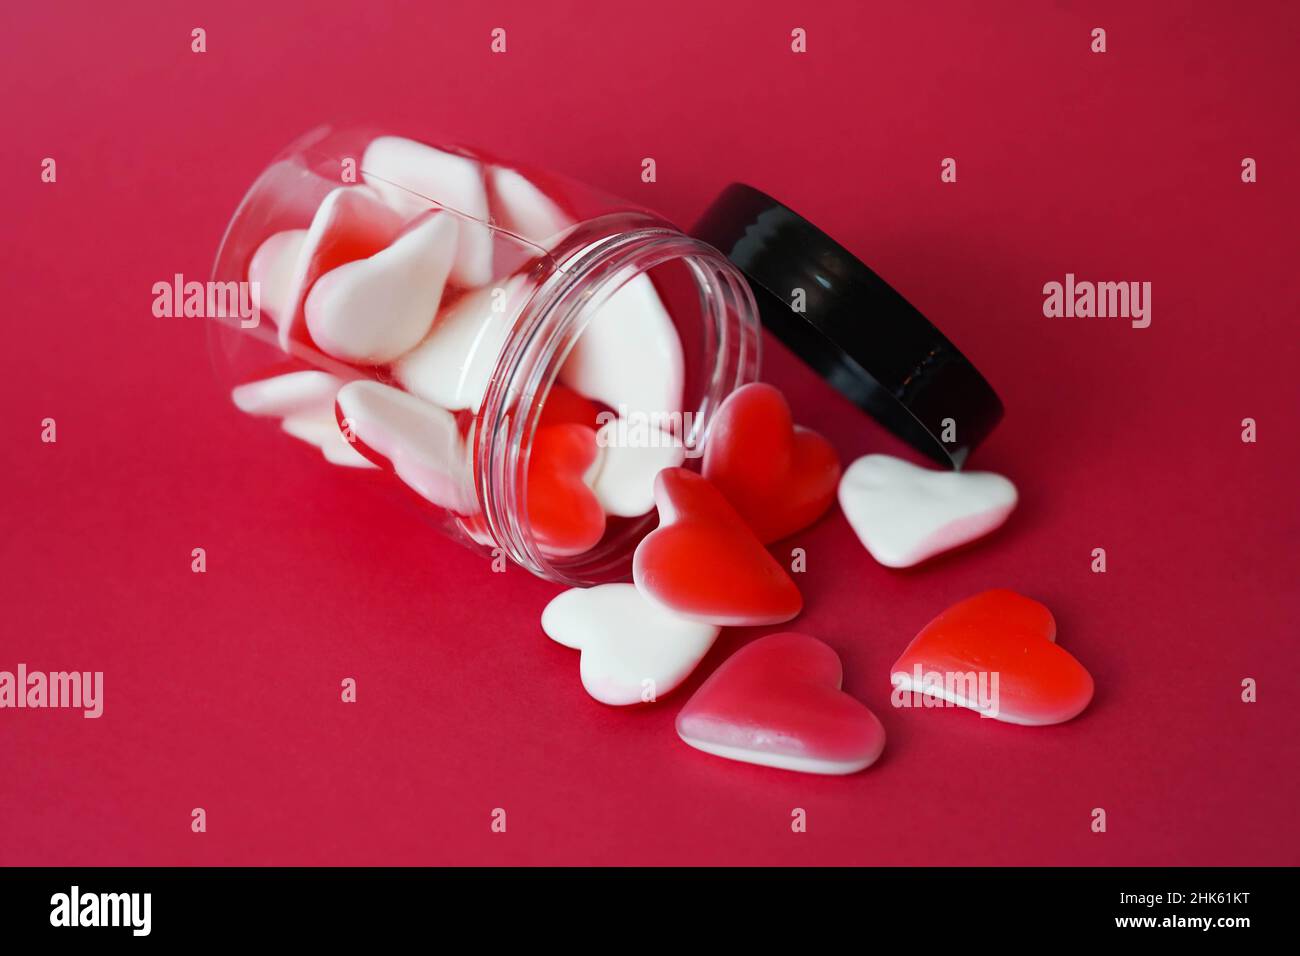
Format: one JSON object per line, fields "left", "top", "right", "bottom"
{"left": 336, "top": 380, "right": 475, "bottom": 513}
{"left": 559, "top": 274, "right": 683, "bottom": 420}
{"left": 231, "top": 370, "right": 344, "bottom": 419}
{"left": 392, "top": 277, "right": 527, "bottom": 412}
{"left": 278, "top": 185, "right": 404, "bottom": 352}
{"left": 588, "top": 420, "right": 685, "bottom": 517}
{"left": 281, "top": 412, "right": 378, "bottom": 470}
{"left": 247, "top": 229, "right": 306, "bottom": 327}
{"left": 362, "top": 136, "right": 493, "bottom": 288}
{"left": 838, "top": 454, "right": 1017, "bottom": 567}
{"left": 304, "top": 214, "right": 458, "bottom": 364}
{"left": 541, "top": 583, "right": 720, "bottom": 706}
{"left": 488, "top": 166, "right": 573, "bottom": 247}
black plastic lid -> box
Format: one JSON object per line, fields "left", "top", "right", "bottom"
{"left": 693, "top": 183, "right": 1003, "bottom": 470}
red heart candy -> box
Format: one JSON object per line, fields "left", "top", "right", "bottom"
{"left": 538, "top": 383, "right": 601, "bottom": 430}
{"left": 702, "top": 382, "right": 841, "bottom": 543}
{"left": 632, "top": 468, "right": 802, "bottom": 626}
{"left": 528, "top": 424, "right": 606, "bottom": 557}
{"left": 676, "top": 632, "right": 886, "bottom": 774}
{"left": 890, "top": 589, "right": 1094, "bottom": 726}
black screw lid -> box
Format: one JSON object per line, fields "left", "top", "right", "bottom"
{"left": 693, "top": 183, "right": 1003, "bottom": 470}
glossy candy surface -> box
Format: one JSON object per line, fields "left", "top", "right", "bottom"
{"left": 632, "top": 469, "right": 802, "bottom": 626}
{"left": 361, "top": 136, "right": 493, "bottom": 287}
{"left": 527, "top": 424, "right": 606, "bottom": 557}
{"left": 247, "top": 229, "right": 306, "bottom": 326}
{"left": 542, "top": 583, "right": 719, "bottom": 706}
{"left": 335, "top": 380, "right": 473, "bottom": 512}
{"left": 588, "top": 420, "right": 685, "bottom": 517}
{"left": 838, "top": 454, "right": 1017, "bottom": 567}
{"left": 890, "top": 589, "right": 1094, "bottom": 726}
{"left": 278, "top": 185, "right": 404, "bottom": 351}
{"left": 702, "top": 382, "right": 840, "bottom": 543}
{"left": 304, "top": 213, "right": 458, "bottom": 364}
{"left": 559, "top": 274, "right": 683, "bottom": 420}
{"left": 676, "top": 632, "right": 886, "bottom": 775}
{"left": 391, "top": 277, "right": 527, "bottom": 413}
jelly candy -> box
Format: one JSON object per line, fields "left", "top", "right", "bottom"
{"left": 304, "top": 213, "right": 458, "bottom": 364}
{"left": 838, "top": 454, "right": 1017, "bottom": 567}
{"left": 527, "top": 424, "right": 606, "bottom": 557}
{"left": 702, "top": 382, "right": 840, "bottom": 543}
{"left": 247, "top": 229, "right": 305, "bottom": 326}
{"left": 559, "top": 274, "right": 683, "bottom": 420}
{"left": 676, "top": 632, "right": 886, "bottom": 775}
{"left": 488, "top": 166, "right": 573, "bottom": 247}
{"left": 890, "top": 589, "right": 1093, "bottom": 726}
{"left": 335, "top": 380, "right": 474, "bottom": 512}
{"left": 588, "top": 420, "right": 685, "bottom": 517}
{"left": 361, "top": 136, "right": 492, "bottom": 287}
{"left": 632, "top": 468, "right": 802, "bottom": 626}
{"left": 278, "top": 185, "right": 404, "bottom": 352}
{"left": 542, "top": 583, "right": 719, "bottom": 706}
{"left": 392, "top": 277, "right": 527, "bottom": 412}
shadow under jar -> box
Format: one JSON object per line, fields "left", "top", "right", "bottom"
{"left": 211, "top": 126, "right": 760, "bottom": 585}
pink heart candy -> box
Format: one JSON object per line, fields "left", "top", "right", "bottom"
{"left": 677, "top": 632, "right": 887, "bottom": 775}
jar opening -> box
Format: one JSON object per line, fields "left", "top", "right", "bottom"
{"left": 479, "top": 224, "right": 761, "bottom": 586}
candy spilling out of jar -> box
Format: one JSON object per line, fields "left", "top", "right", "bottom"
{"left": 632, "top": 467, "right": 805, "bottom": 626}
{"left": 230, "top": 135, "right": 689, "bottom": 557}
{"left": 533, "top": 385, "right": 1090, "bottom": 775}
{"left": 224, "top": 136, "right": 1093, "bottom": 776}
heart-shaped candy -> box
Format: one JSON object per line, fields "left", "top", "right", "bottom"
{"left": 231, "top": 370, "right": 345, "bottom": 419}
{"left": 247, "top": 229, "right": 306, "bottom": 327}
{"left": 362, "top": 136, "right": 493, "bottom": 287}
{"left": 528, "top": 424, "right": 606, "bottom": 557}
{"left": 277, "top": 185, "right": 404, "bottom": 352}
{"left": 890, "top": 589, "right": 1093, "bottom": 726}
{"left": 633, "top": 468, "right": 802, "bottom": 626}
{"left": 335, "top": 380, "right": 475, "bottom": 513}
{"left": 488, "top": 166, "right": 573, "bottom": 247}
{"left": 280, "top": 412, "right": 378, "bottom": 470}
{"left": 538, "top": 383, "right": 600, "bottom": 430}
{"left": 588, "top": 419, "right": 686, "bottom": 517}
{"left": 676, "top": 632, "right": 886, "bottom": 775}
{"left": 702, "top": 382, "right": 840, "bottom": 543}
{"left": 392, "top": 277, "right": 527, "bottom": 413}
{"left": 231, "top": 371, "right": 375, "bottom": 470}
{"left": 559, "top": 274, "right": 683, "bottom": 420}
{"left": 304, "top": 213, "right": 458, "bottom": 364}
{"left": 542, "top": 583, "right": 720, "bottom": 706}
{"left": 838, "top": 454, "right": 1017, "bottom": 567}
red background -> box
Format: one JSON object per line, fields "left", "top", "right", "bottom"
{"left": 2, "top": 0, "right": 1297, "bottom": 866}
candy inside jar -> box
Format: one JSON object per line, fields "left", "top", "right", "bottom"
{"left": 211, "top": 127, "right": 760, "bottom": 584}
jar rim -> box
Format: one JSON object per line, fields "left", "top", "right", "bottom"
{"left": 476, "top": 219, "right": 762, "bottom": 585}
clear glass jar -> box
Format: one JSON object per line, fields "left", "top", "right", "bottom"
{"left": 211, "top": 126, "right": 760, "bottom": 585}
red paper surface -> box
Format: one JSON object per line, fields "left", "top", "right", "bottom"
{"left": 2, "top": 0, "right": 1297, "bottom": 866}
